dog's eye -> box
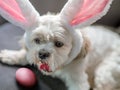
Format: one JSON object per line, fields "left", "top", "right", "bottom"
{"left": 34, "top": 38, "right": 40, "bottom": 44}
{"left": 55, "top": 41, "right": 64, "bottom": 48}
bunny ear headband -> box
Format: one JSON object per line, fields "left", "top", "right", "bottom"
{"left": 0, "top": 0, "right": 113, "bottom": 29}
{"left": 60, "top": 0, "right": 113, "bottom": 28}
{"left": 0, "top": 0, "right": 40, "bottom": 30}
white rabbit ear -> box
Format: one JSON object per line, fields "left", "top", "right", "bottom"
{"left": 60, "top": 0, "right": 113, "bottom": 28}
{"left": 0, "top": 0, "right": 40, "bottom": 30}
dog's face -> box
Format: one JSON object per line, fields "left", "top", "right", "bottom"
{"left": 25, "top": 15, "right": 73, "bottom": 75}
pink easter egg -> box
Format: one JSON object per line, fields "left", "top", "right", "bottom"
{"left": 16, "top": 68, "right": 36, "bottom": 87}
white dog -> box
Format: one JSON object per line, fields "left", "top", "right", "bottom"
{"left": 0, "top": 0, "right": 120, "bottom": 90}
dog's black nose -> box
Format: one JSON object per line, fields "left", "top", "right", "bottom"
{"left": 39, "top": 51, "right": 50, "bottom": 59}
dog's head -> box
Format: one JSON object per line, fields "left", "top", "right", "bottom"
{"left": 0, "top": 0, "right": 113, "bottom": 74}
{"left": 25, "top": 14, "right": 74, "bottom": 74}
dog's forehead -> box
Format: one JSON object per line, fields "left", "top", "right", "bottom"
{"left": 30, "top": 15, "right": 70, "bottom": 41}
{"left": 40, "top": 14, "right": 61, "bottom": 26}
{"left": 35, "top": 14, "right": 68, "bottom": 33}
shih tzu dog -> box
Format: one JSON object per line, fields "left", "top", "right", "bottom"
{"left": 0, "top": 0, "right": 120, "bottom": 90}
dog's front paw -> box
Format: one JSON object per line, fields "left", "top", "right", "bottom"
{"left": 0, "top": 50, "right": 19, "bottom": 65}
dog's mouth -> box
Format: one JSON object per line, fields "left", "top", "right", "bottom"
{"left": 40, "top": 63, "right": 51, "bottom": 72}
{"left": 37, "top": 62, "right": 52, "bottom": 74}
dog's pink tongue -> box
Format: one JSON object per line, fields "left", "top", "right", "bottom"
{"left": 40, "top": 63, "right": 50, "bottom": 72}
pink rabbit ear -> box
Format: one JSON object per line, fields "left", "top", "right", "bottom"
{"left": 0, "top": 0, "right": 40, "bottom": 30}
{"left": 0, "top": 0, "right": 26, "bottom": 22}
{"left": 60, "top": 0, "right": 113, "bottom": 28}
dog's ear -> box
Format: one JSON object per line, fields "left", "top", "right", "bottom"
{"left": 75, "top": 34, "right": 90, "bottom": 59}
{"left": 80, "top": 35, "right": 90, "bottom": 58}
{"left": 60, "top": 0, "right": 113, "bottom": 28}
{"left": 0, "top": 0, "right": 40, "bottom": 30}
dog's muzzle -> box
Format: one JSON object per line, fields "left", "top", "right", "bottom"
{"left": 37, "top": 50, "right": 52, "bottom": 73}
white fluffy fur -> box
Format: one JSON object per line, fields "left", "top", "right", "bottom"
{"left": 0, "top": 0, "right": 120, "bottom": 90}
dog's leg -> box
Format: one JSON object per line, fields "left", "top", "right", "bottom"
{"left": 94, "top": 53, "right": 120, "bottom": 90}
{"left": 0, "top": 49, "right": 28, "bottom": 65}
{"left": 65, "top": 72, "right": 90, "bottom": 90}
